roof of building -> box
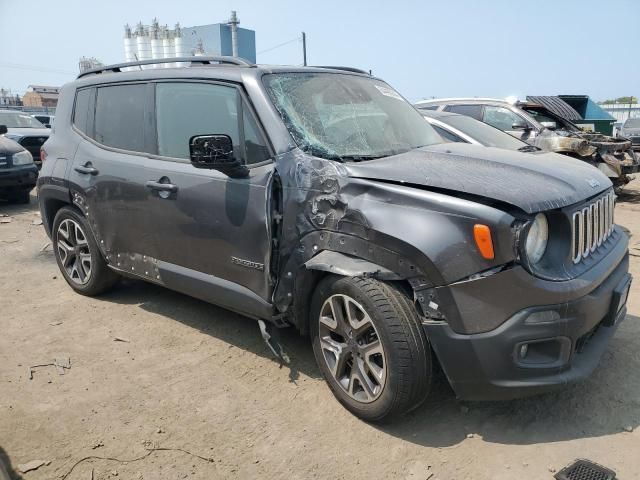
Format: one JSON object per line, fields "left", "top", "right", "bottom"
{"left": 27, "top": 85, "right": 60, "bottom": 93}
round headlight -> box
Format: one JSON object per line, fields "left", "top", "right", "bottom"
{"left": 525, "top": 213, "right": 548, "bottom": 264}
{"left": 12, "top": 150, "right": 34, "bottom": 165}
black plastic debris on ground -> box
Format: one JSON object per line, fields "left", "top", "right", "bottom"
{"left": 555, "top": 459, "right": 616, "bottom": 480}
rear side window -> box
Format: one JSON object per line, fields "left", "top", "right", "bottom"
{"left": 73, "top": 89, "right": 92, "bottom": 134}
{"left": 444, "top": 104, "right": 483, "bottom": 120}
{"left": 94, "top": 84, "right": 146, "bottom": 152}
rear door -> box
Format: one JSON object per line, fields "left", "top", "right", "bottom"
{"left": 143, "top": 80, "right": 275, "bottom": 304}
{"left": 70, "top": 83, "right": 158, "bottom": 266}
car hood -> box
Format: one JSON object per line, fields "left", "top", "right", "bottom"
{"left": 6, "top": 127, "right": 50, "bottom": 137}
{"left": 0, "top": 135, "right": 26, "bottom": 154}
{"left": 342, "top": 143, "right": 611, "bottom": 214}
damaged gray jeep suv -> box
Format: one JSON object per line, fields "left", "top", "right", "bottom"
{"left": 38, "top": 57, "right": 631, "bottom": 421}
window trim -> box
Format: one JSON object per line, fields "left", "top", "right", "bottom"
{"left": 150, "top": 79, "right": 275, "bottom": 168}
{"left": 71, "top": 86, "right": 96, "bottom": 139}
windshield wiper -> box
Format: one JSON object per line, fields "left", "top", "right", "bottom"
{"left": 517, "top": 145, "right": 540, "bottom": 152}
{"left": 338, "top": 154, "right": 386, "bottom": 162}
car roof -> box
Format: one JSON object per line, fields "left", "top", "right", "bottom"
{"left": 74, "top": 61, "right": 376, "bottom": 88}
{"left": 415, "top": 97, "right": 512, "bottom": 107}
{"left": 418, "top": 109, "right": 463, "bottom": 119}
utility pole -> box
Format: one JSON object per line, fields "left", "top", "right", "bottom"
{"left": 302, "top": 31, "right": 307, "bottom": 66}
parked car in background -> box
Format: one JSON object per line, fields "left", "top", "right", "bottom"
{"left": 0, "top": 110, "right": 50, "bottom": 168}
{"left": 32, "top": 114, "right": 55, "bottom": 128}
{"left": 0, "top": 125, "right": 38, "bottom": 203}
{"left": 618, "top": 117, "right": 640, "bottom": 151}
{"left": 416, "top": 98, "right": 639, "bottom": 188}
{"left": 421, "top": 110, "right": 540, "bottom": 152}
{"left": 39, "top": 57, "right": 630, "bottom": 421}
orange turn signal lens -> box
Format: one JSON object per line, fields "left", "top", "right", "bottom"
{"left": 473, "top": 224, "right": 495, "bottom": 260}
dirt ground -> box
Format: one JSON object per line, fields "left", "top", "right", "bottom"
{"left": 0, "top": 185, "right": 639, "bottom": 480}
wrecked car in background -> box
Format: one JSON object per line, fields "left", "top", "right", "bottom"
{"left": 618, "top": 117, "right": 640, "bottom": 151}
{"left": 38, "top": 57, "right": 631, "bottom": 422}
{"left": 416, "top": 98, "right": 639, "bottom": 189}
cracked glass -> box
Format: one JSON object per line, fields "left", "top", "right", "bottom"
{"left": 263, "top": 72, "right": 441, "bottom": 161}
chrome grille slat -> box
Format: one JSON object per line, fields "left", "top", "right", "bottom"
{"left": 570, "top": 191, "right": 615, "bottom": 264}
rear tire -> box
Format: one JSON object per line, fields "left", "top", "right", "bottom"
{"left": 52, "top": 206, "right": 119, "bottom": 296}
{"left": 310, "top": 275, "right": 431, "bottom": 422}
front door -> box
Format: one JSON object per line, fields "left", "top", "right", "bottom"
{"left": 143, "top": 81, "right": 275, "bottom": 307}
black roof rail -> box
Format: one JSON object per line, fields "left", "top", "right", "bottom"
{"left": 77, "top": 56, "right": 254, "bottom": 79}
{"left": 311, "top": 66, "right": 370, "bottom": 75}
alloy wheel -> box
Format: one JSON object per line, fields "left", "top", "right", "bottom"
{"left": 56, "top": 218, "right": 92, "bottom": 285}
{"left": 318, "top": 294, "right": 387, "bottom": 403}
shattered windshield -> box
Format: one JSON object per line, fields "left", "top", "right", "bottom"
{"left": 263, "top": 73, "right": 441, "bottom": 160}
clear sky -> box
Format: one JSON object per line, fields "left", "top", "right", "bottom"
{"left": 1, "top": 0, "right": 638, "bottom": 102}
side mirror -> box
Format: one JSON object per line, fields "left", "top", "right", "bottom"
{"left": 189, "top": 134, "right": 248, "bottom": 178}
{"left": 0, "top": 125, "right": 7, "bottom": 135}
{"left": 45, "top": 124, "right": 51, "bottom": 129}
{"left": 511, "top": 121, "right": 530, "bottom": 131}
{"left": 540, "top": 121, "right": 557, "bottom": 130}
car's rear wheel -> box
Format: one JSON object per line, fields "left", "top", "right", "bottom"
{"left": 310, "top": 275, "right": 432, "bottom": 422}
{"left": 52, "top": 206, "right": 119, "bottom": 296}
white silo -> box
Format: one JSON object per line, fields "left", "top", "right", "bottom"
{"left": 135, "top": 23, "right": 151, "bottom": 67}
{"left": 150, "top": 18, "right": 163, "bottom": 67}
{"left": 173, "top": 23, "right": 189, "bottom": 66}
{"left": 123, "top": 24, "right": 136, "bottom": 63}
{"left": 162, "top": 26, "right": 175, "bottom": 68}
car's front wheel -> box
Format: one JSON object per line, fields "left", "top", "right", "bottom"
{"left": 52, "top": 206, "right": 119, "bottom": 296}
{"left": 310, "top": 275, "right": 432, "bottom": 422}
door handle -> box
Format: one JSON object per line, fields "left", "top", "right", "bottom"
{"left": 74, "top": 164, "right": 99, "bottom": 175}
{"left": 145, "top": 180, "right": 178, "bottom": 193}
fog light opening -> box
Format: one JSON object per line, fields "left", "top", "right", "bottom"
{"left": 519, "top": 344, "right": 529, "bottom": 359}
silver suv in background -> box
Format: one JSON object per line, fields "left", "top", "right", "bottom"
{"left": 0, "top": 110, "right": 50, "bottom": 168}
{"left": 416, "top": 98, "right": 639, "bottom": 188}
{"left": 618, "top": 117, "right": 640, "bottom": 151}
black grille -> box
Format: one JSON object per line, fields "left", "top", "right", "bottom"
{"left": 630, "top": 136, "right": 640, "bottom": 145}
{"left": 18, "top": 136, "right": 48, "bottom": 162}
{"left": 555, "top": 459, "right": 616, "bottom": 480}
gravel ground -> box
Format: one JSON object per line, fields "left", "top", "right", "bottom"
{"left": 0, "top": 184, "right": 639, "bottom": 480}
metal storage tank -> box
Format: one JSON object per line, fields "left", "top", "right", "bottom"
{"left": 150, "top": 19, "right": 163, "bottom": 67}
{"left": 162, "top": 27, "right": 175, "bottom": 68}
{"left": 135, "top": 23, "right": 151, "bottom": 68}
{"left": 123, "top": 24, "right": 136, "bottom": 62}
{"left": 173, "top": 23, "right": 188, "bottom": 66}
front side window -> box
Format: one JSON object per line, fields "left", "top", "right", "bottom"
{"left": 263, "top": 73, "right": 441, "bottom": 161}
{"left": 155, "top": 82, "right": 270, "bottom": 164}
{"left": 94, "top": 84, "right": 146, "bottom": 151}
{"left": 483, "top": 106, "right": 526, "bottom": 131}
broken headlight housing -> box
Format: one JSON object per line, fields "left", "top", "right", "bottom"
{"left": 12, "top": 150, "right": 34, "bottom": 165}
{"left": 524, "top": 213, "right": 548, "bottom": 264}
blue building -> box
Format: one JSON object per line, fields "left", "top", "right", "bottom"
{"left": 182, "top": 23, "right": 256, "bottom": 63}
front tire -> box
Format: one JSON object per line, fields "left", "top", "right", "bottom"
{"left": 52, "top": 206, "right": 119, "bottom": 296}
{"left": 310, "top": 275, "right": 432, "bottom": 422}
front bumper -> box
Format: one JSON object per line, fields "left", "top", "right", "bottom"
{"left": 424, "top": 234, "right": 631, "bottom": 401}
{"left": 0, "top": 164, "right": 38, "bottom": 190}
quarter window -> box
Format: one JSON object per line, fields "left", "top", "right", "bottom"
{"left": 94, "top": 84, "right": 147, "bottom": 152}
{"left": 73, "top": 88, "right": 91, "bottom": 134}
{"left": 483, "top": 106, "right": 526, "bottom": 131}
{"left": 433, "top": 125, "right": 465, "bottom": 143}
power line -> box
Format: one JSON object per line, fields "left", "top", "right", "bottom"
{"left": 257, "top": 36, "right": 301, "bottom": 55}
{"left": 0, "top": 62, "right": 76, "bottom": 76}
